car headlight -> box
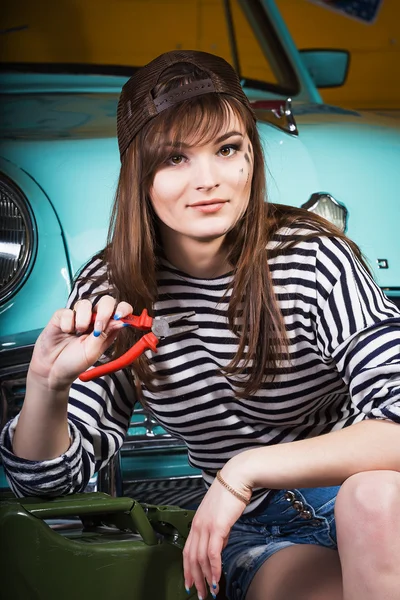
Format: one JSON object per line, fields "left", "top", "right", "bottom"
{"left": 301, "top": 192, "right": 348, "bottom": 232}
{"left": 0, "top": 174, "right": 37, "bottom": 303}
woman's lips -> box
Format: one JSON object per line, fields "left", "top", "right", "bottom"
{"left": 190, "top": 201, "right": 227, "bottom": 213}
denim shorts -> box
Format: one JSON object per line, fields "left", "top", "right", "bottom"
{"left": 221, "top": 486, "right": 339, "bottom": 600}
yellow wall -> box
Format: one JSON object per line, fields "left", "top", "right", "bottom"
{"left": 1, "top": 0, "right": 399, "bottom": 109}
{"left": 277, "top": 0, "right": 400, "bottom": 109}
{"left": 0, "top": 1, "right": 276, "bottom": 82}
{"left": 0, "top": 1, "right": 203, "bottom": 66}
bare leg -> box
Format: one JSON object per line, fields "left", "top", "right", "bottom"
{"left": 335, "top": 470, "right": 400, "bottom": 600}
{"left": 246, "top": 544, "right": 342, "bottom": 600}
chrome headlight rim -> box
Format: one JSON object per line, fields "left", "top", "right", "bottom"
{"left": 0, "top": 173, "right": 38, "bottom": 304}
{"left": 301, "top": 192, "right": 348, "bottom": 233}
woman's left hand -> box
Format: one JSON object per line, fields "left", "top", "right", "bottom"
{"left": 183, "top": 466, "right": 252, "bottom": 599}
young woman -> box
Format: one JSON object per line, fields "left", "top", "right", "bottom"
{"left": 1, "top": 50, "right": 400, "bottom": 600}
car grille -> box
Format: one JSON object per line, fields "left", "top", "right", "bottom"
{"left": 0, "top": 359, "right": 30, "bottom": 431}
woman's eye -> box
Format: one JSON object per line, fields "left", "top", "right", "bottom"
{"left": 169, "top": 155, "right": 184, "bottom": 165}
{"left": 219, "top": 145, "right": 238, "bottom": 157}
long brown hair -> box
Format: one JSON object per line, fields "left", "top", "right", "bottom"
{"left": 84, "top": 64, "right": 369, "bottom": 397}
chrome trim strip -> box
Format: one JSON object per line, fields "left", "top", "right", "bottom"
{"left": 121, "top": 438, "right": 186, "bottom": 452}
{"left": 122, "top": 474, "right": 202, "bottom": 485}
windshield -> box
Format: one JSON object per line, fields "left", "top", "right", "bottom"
{"left": 1, "top": 0, "right": 298, "bottom": 94}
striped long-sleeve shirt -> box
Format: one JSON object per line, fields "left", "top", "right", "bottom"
{"left": 2, "top": 225, "right": 400, "bottom": 512}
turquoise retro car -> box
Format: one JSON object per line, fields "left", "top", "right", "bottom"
{"left": 1, "top": 0, "right": 399, "bottom": 501}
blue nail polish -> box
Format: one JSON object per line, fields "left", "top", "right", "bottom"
{"left": 212, "top": 583, "right": 217, "bottom": 590}
{"left": 114, "top": 313, "right": 121, "bottom": 320}
{"left": 122, "top": 323, "right": 130, "bottom": 327}
{"left": 93, "top": 330, "right": 101, "bottom": 337}
{"left": 212, "top": 594, "right": 217, "bottom": 599}
{"left": 185, "top": 587, "right": 190, "bottom": 594}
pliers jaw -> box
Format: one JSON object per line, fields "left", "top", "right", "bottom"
{"left": 152, "top": 311, "right": 198, "bottom": 339}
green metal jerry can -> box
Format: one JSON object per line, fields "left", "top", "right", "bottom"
{"left": 0, "top": 492, "right": 202, "bottom": 600}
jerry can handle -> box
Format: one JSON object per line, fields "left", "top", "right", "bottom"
{"left": 18, "top": 492, "right": 158, "bottom": 546}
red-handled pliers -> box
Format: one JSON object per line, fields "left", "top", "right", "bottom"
{"left": 78, "top": 309, "right": 198, "bottom": 382}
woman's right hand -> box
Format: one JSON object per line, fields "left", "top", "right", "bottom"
{"left": 28, "top": 296, "right": 133, "bottom": 392}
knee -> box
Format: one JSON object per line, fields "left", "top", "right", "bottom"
{"left": 335, "top": 470, "right": 400, "bottom": 539}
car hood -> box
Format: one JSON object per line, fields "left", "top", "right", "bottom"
{"left": 1, "top": 92, "right": 119, "bottom": 140}
{"left": 2, "top": 94, "right": 400, "bottom": 289}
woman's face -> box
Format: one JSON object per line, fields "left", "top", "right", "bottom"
{"left": 149, "top": 110, "right": 253, "bottom": 245}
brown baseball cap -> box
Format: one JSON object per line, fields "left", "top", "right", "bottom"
{"left": 117, "top": 50, "right": 255, "bottom": 158}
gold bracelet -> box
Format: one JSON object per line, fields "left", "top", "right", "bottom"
{"left": 216, "top": 470, "right": 251, "bottom": 506}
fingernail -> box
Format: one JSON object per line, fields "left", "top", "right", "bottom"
{"left": 122, "top": 323, "right": 130, "bottom": 327}
{"left": 185, "top": 587, "right": 190, "bottom": 594}
{"left": 197, "top": 595, "right": 203, "bottom": 600}
{"left": 113, "top": 313, "right": 121, "bottom": 320}
{"left": 211, "top": 594, "right": 217, "bottom": 599}
{"left": 212, "top": 582, "right": 217, "bottom": 590}
{"left": 93, "top": 320, "right": 103, "bottom": 336}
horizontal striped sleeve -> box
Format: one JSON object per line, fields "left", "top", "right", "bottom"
{"left": 68, "top": 369, "right": 136, "bottom": 481}
{"left": 314, "top": 237, "right": 400, "bottom": 423}
{"left": 0, "top": 417, "right": 83, "bottom": 497}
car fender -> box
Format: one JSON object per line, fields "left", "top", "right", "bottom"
{"left": 256, "top": 108, "right": 400, "bottom": 289}
{"left": 0, "top": 157, "right": 71, "bottom": 340}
